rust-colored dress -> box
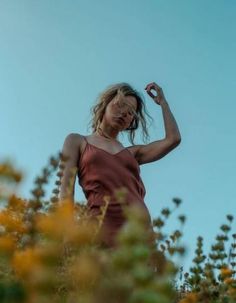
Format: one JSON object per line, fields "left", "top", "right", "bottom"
{"left": 77, "top": 136, "right": 153, "bottom": 248}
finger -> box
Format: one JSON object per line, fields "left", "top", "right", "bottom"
{"left": 147, "top": 86, "right": 159, "bottom": 95}
{"left": 147, "top": 91, "right": 155, "bottom": 98}
{"left": 149, "top": 84, "right": 158, "bottom": 91}
{"left": 145, "top": 83, "right": 154, "bottom": 89}
{"left": 145, "top": 86, "right": 153, "bottom": 92}
{"left": 150, "top": 82, "right": 161, "bottom": 89}
{"left": 145, "top": 83, "right": 161, "bottom": 93}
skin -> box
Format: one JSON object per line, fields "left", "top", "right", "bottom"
{"left": 97, "top": 95, "right": 138, "bottom": 140}
{"left": 59, "top": 82, "right": 181, "bottom": 201}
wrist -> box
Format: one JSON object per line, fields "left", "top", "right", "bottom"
{"left": 160, "top": 99, "right": 169, "bottom": 107}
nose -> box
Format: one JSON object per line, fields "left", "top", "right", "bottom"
{"left": 119, "top": 111, "right": 129, "bottom": 121}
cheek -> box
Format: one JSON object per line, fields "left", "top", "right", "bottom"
{"left": 107, "top": 103, "right": 115, "bottom": 112}
{"left": 104, "top": 107, "right": 116, "bottom": 120}
{"left": 110, "top": 104, "right": 119, "bottom": 114}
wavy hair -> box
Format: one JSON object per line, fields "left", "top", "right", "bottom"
{"left": 87, "top": 82, "right": 154, "bottom": 145}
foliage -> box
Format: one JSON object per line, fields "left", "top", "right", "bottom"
{"left": 0, "top": 156, "right": 235, "bottom": 303}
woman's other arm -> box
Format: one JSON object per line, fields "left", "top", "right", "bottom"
{"left": 132, "top": 83, "right": 181, "bottom": 165}
{"left": 59, "top": 133, "right": 81, "bottom": 202}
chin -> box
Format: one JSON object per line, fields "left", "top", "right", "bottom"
{"left": 113, "top": 121, "right": 124, "bottom": 129}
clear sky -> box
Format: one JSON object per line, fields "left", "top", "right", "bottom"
{"left": 1, "top": 0, "right": 236, "bottom": 275}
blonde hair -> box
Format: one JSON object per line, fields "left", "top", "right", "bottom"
{"left": 87, "top": 82, "right": 153, "bottom": 145}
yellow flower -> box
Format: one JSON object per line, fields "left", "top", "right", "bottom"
{"left": 11, "top": 247, "right": 42, "bottom": 279}
{"left": 225, "top": 277, "right": 235, "bottom": 285}
{"left": 67, "top": 252, "right": 100, "bottom": 288}
{"left": 179, "top": 292, "right": 198, "bottom": 303}
{"left": 36, "top": 199, "right": 76, "bottom": 239}
{"left": 0, "top": 209, "right": 27, "bottom": 233}
{"left": 36, "top": 202, "right": 97, "bottom": 246}
{"left": 0, "top": 235, "right": 16, "bottom": 253}
{"left": 8, "top": 195, "right": 26, "bottom": 212}
{"left": 0, "top": 163, "right": 22, "bottom": 182}
{"left": 221, "top": 267, "right": 233, "bottom": 279}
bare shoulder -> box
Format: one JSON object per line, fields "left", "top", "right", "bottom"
{"left": 62, "top": 133, "right": 85, "bottom": 158}
{"left": 63, "top": 133, "right": 83, "bottom": 147}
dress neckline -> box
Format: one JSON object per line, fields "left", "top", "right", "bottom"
{"left": 78, "top": 136, "right": 140, "bottom": 169}
{"left": 83, "top": 135, "right": 128, "bottom": 156}
{"left": 85, "top": 141, "right": 127, "bottom": 156}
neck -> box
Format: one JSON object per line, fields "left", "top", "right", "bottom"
{"left": 95, "top": 127, "right": 119, "bottom": 141}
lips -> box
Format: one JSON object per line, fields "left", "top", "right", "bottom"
{"left": 115, "top": 117, "right": 125, "bottom": 124}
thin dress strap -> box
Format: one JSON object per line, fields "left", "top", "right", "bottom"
{"left": 83, "top": 135, "right": 89, "bottom": 144}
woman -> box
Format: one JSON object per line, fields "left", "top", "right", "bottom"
{"left": 59, "top": 82, "right": 181, "bottom": 248}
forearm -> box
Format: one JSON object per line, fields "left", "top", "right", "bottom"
{"left": 59, "top": 134, "right": 80, "bottom": 203}
{"left": 59, "top": 185, "right": 75, "bottom": 202}
{"left": 59, "top": 168, "right": 76, "bottom": 202}
{"left": 160, "top": 100, "right": 181, "bottom": 141}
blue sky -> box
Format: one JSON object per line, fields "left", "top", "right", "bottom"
{"left": 1, "top": 0, "right": 236, "bottom": 274}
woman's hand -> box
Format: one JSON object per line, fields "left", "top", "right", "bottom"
{"left": 145, "top": 82, "right": 167, "bottom": 106}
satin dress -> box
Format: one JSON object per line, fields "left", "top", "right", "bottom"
{"left": 77, "top": 136, "right": 153, "bottom": 248}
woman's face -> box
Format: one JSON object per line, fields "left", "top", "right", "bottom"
{"left": 104, "top": 95, "right": 138, "bottom": 130}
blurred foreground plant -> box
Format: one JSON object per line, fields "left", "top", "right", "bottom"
{"left": 0, "top": 154, "right": 235, "bottom": 303}
{"left": 178, "top": 215, "right": 236, "bottom": 303}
